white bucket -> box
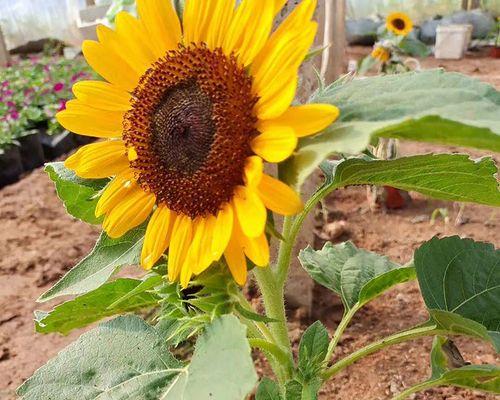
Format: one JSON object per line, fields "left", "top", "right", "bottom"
{"left": 435, "top": 24, "right": 473, "bottom": 60}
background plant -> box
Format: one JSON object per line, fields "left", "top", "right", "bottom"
{"left": 0, "top": 55, "right": 94, "bottom": 150}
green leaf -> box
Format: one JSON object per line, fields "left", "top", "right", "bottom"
{"left": 256, "top": 378, "right": 283, "bottom": 400}
{"left": 35, "top": 278, "right": 160, "bottom": 335}
{"left": 18, "top": 316, "right": 182, "bottom": 400}
{"left": 427, "top": 336, "right": 500, "bottom": 394}
{"left": 415, "top": 236, "right": 500, "bottom": 351}
{"left": 399, "top": 37, "right": 431, "bottom": 57}
{"left": 429, "top": 310, "right": 500, "bottom": 352}
{"left": 19, "top": 315, "right": 258, "bottom": 400}
{"left": 176, "top": 314, "right": 258, "bottom": 400}
{"left": 234, "top": 303, "right": 278, "bottom": 323}
{"left": 286, "top": 70, "right": 500, "bottom": 185}
{"left": 298, "top": 321, "right": 329, "bottom": 381}
{"left": 319, "top": 154, "right": 500, "bottom": 207}
{"left": 38, "top": 225, "right": 146, "bottom": 302}
{"left": 285, "top": 380, "right": 303, "bottom": 400}
{"left": 45, "top": 162, "right": 107, "bottom": 224}
{"left": 299, "top": 242, "right": 415, "bottom": 310}
{"left": 107, "top": 274, "right": 163, "bottom": 309}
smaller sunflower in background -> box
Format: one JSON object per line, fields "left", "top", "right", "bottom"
{"left": 371, "top": 46, "right": 390, "bottom": 62}
{"left": 386, "top": 12, "right": 413, "bottom": 36}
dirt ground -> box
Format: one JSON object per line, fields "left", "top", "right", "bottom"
{"left": 1, "top": 51, "right": 499, "bottom": 399}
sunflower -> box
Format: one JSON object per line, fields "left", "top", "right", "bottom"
{"left": 386, "top": 12, "right": 413, "bottom": 36}
{"left": 371, "top": 46, "right": 390, "bottom": 62}
{"left": 57, "top": 0, "right": 339, "bottom": 287}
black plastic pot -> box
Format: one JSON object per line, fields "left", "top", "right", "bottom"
{"left": 73, "top": 134, "right": 96, "bottom": 146}
{"left": 19, "top": 130, "right": 45, "bottom": 171}
{"left": 0, "top": 145, "right": 24, "bottom": 188}
{"left": 40, "top": 130, "right": 78, "bottom": 160}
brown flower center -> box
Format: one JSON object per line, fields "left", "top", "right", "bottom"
{"left": 123, "top": 44, "right": 259, "bottom": 218}
{"left": 392, "top": 18, "right": 406, "bottom": 31}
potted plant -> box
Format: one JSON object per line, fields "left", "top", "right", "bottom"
{"left": 0, "top": 130, "right": 23, "bottom": 188}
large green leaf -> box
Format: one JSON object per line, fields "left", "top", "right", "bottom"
{"left": 299, "top": 242, "right": 415, "bottom": 310}
{"left": 424, "top": 336, "right": 500, "bottom": 394}
{"left": 318, "top": 154, "right": 500, "bottom": 207}
{"left": 415, "top": 236, "right": 500, "bottom": 352}
{"left": 35, "top": 278, "right": 161, "bottom": 335}
{"left": 45, "top": 162, "right": 107, "bottom": 224}
{"left": 18, "top": 316, "right": 181, "bottom": 400}
{"left": 38, "top": 225, "right": 146, "bottom": 302}
{"left": 179, "top": 315, "right": 258, "bottom": 399}
{"left": 286, "top": 70, "right": 500, "bottom": 185}
{"left": 18, "top": 315, "right": 257, "bottom": 400}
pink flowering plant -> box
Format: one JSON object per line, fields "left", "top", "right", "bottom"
{"left": 0, "top": 56, "right": 94, "bottom": 151}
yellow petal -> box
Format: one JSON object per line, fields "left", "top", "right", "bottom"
{"left": 251, "top": 126, "right": 297, "bottom": 163}
{"left": 183, "top": 0, "right": 210, "bottom": 44}
{"left": 222, "top": 0, "right": 274, "bottom": 66}
{"left": 102, "top": 189, "right": 155, "bottom": 239}
{"left": 137, "top": 0, "right": 181, "bottom": 58}
{"left": 95, "top": 170, "right": 135, "bottom": 217}
{"left": 192, "top": 215, "right": 217, "bottom": 275}
{"left": 211, "top": 203, "right": 234, "bottom": 260}
{"left": 72, "top": 81, "right": 132, "bottom": 112}
{"left": 224, "top": 235, "right": 247, "bottom": 285}
{"left": 167, "top": 215, "right": 193, "bottom": 282}
{"left": 252, "top": 22, "right": 317, "bottom": 120}
{"left": 82, "top": 40, "right": 138, "bottom": 92}
{"left": 257, "top": 174, "right": 303, "bottom": 216}
{"left": 259, "top": 104, "right": 340, "bottom": 138}
{"left": 234, "top": 219, "right": 269, "bottom": 267}
{"left": 244, "top": 156, "right": 263, "bottom": 188}
{"left": 273, "top": 0, "right": 317, "bottom": 38}
{"left": 114, "top": 12, "right": 157, "bottom": 69}
{"left": 205, "top": 0, "right": 236, "bottom": 49}
{"left": 254, "top": 74, "right": 298, "bottom": 120}
{"left": 233, "top": 186, "right": 266, "bottom": 238}
{"left": 56, "top": 100, "right": 124, "bottom": 138}
{"left": 141, "top": 206, "right": 175, "bottom": 270}
{"left": 65, "top": 140, "right": 129, "bottom": 179}
{"left": 96, "top": 25, "right": 149, "bottom": 77}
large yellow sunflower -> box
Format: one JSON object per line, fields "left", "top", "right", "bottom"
{"left": 386, "top": 12, "right": 413, "bottom": 36}
{"left": 57, "top": 0, "right": 339, "bottom": 287}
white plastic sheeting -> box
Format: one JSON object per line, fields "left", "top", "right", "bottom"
{"left": 0, "top": 0, "right": 89, "bottom": 50}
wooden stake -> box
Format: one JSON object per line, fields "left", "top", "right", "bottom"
{"left": 321, "top": 0, "right": 346, "bottom": 84}
{"left": 0, "top": 26, "right": 9, "bottom": 68}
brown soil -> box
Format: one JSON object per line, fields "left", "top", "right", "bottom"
{"left": 1, "top": 51, "right": 499, "bottom": 400}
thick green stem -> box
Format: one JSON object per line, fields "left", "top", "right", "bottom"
{"left": 253, "top": 268, "right": 292, "bottom": 352}
{"left": 324, "top": 305, "right": 360, "bottom": 364}
{"left": 390, "top": 379, "right": 444, "bottom": 400}
{"left": 322, "top": 325, "right": 442, "bottom": 380}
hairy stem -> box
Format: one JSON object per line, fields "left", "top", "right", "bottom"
{"left": 324, "top": 305, "right": 360, "bottom": 364}
{"left": 322, "top": 325, "right": 442, "bottom": 380}
{"left": 390, "top": 379, "right": 444, "bottom": 400}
